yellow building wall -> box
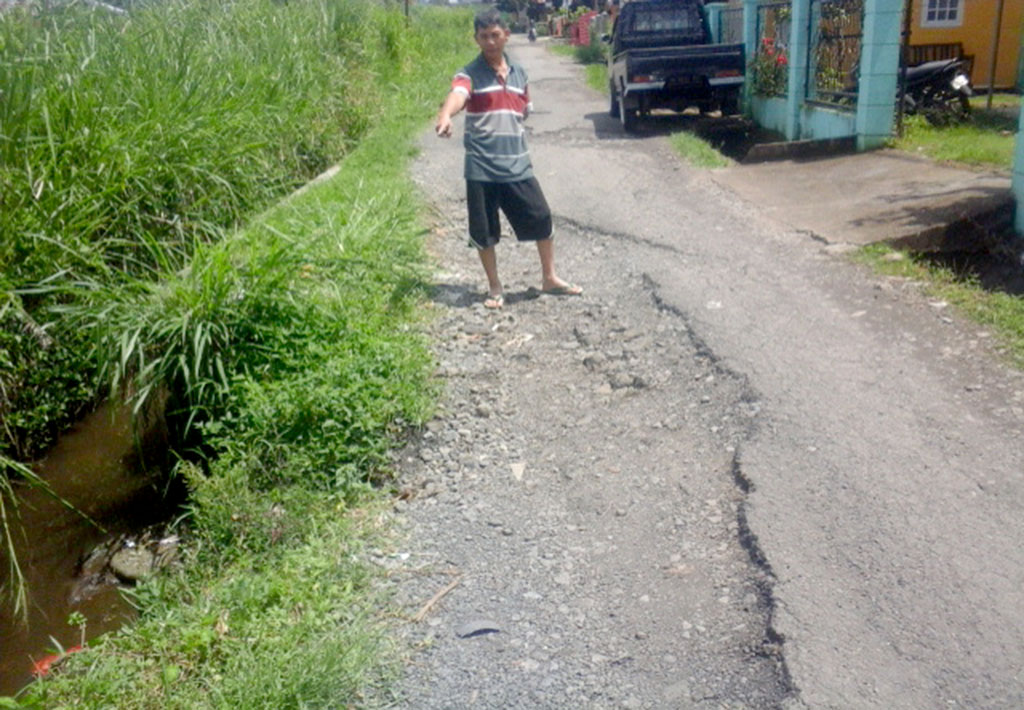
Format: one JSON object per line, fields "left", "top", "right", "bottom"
{"left": 910, "top": 0, "right": 1023, "bottom": 89}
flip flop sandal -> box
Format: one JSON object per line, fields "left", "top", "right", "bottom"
{"left": 484, "top": 293, "right": 504, "bottom": 309}
{"left": 542, "top": 283, "right": 583, "bottom": 296}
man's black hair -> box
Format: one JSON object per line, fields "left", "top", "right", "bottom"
{"left": 474, "top": 9, "right": 507, "bottom": 33}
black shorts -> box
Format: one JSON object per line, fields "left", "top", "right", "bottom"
{"left": 466, "top": 177, "right": 552, "bottom": 249}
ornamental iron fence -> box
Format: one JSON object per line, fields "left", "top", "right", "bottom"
{"left": 716, "top": 6, "right": 744, "bottom": 45}
{"left": 806, "top": 0, "right": 864, "bottom": 108}
{"left": 752, "top": 1, "right": 792, "bottom": 98}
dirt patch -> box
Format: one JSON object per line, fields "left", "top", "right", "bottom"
{"left": 607, "top": 110, "right": 786, "bottom": 162}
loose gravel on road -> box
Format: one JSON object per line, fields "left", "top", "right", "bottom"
{"left": 375, "top": 204, "right": 794, "bottom": 708}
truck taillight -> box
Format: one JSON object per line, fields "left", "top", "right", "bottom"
{"left": 631, "top": 75, "right": 654, "bottom": 83}
{"left": 714, "top": 69, "right": 741, "bottom": 78}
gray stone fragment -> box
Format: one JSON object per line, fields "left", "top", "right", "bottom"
{"left": 110, "top": 547, "right": 155, "bottom": 581}
{"left": 609, "top": 373, "right": 636, "bottom": 389}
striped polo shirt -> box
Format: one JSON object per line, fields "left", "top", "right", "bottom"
{"left": 451, "top": 53, "right": 535, "bottom": 183}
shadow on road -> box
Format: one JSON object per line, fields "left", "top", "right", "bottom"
{"left": 584, "top": 109, "right": 784, "bottom": 162}
{"left": 924, "top": 249, "right": 1024, "bottom": 297}
{"left": 430, "top": 282, "right": 544, "bottom": 310}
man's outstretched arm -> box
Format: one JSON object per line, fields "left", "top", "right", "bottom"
{"left": 436, "top": 90, "right": 468, "bottom": 138}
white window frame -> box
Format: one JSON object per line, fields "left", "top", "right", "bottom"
{"left": 921, "top": 0, "right": 963, "bottom": 29}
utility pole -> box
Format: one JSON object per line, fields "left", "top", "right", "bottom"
{"left": 986, "top": 0, "right": 1005, "bottom": 109}
{"left": 896, "top": 0, "right": 912, "bottom": 137}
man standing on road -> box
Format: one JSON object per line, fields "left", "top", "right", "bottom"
{"left": 435, "top": 9, "right": 581, "bottom": 310}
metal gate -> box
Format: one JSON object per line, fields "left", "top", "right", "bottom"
{"left": 752, "top": 1, "right": 792, "bottom": 98}
{"left": 717, "top": 6, "right": 744, "bottom": 45}
{"left": 806, "top": 0, "right": 864, "bottom": 108}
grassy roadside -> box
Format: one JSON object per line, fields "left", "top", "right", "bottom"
{"left": 547, "top": 41, "right": 607, "bottom": 94}
{"left": 4, "top": 4, "right": 473, "bottom": 708}
{"left": 874, "top": 94, "right": 1024, "bottom": 369}
{"left": 668, "top": 132, "right": 734, "bottom": 168}
{"left": 586, "top": 63, "right": 610, "bottom": 95}
{"left": 854, "top": 244, "right": 1024, "bottom": 369}
{"left": 890, "top": 94, "right": 1020, "bottom": 169}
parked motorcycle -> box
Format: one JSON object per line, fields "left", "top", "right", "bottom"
{"left": 900, "top": 58, "right": 972, "bottom": 125}
{"left": 528, "top": 23, "right": 537, "bottom": 42}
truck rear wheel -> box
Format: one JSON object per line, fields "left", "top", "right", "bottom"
{"left": 619, "top": 95, "right": 637, "bottom": 132}
{"left": 720, "top": 91, "right": 740, "bottom": 116}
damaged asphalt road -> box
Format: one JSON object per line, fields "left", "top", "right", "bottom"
{"left": 384, "top": 37, "right": 1024, "bottom": 709}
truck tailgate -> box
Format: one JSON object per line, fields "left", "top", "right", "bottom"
{"left": 620, "top": 43, "right": 745, "bottom": 81}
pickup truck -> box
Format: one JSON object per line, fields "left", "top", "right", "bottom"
{"left": 606, "top": 0, "right": 745, "bottom": 131}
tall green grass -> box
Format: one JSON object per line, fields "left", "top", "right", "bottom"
{"left": 7, "top": 3, "right": 472, "bottom": 706}
{"left": 48, "top": 187, "right": 439, "bottom": 493}
{"left": 1, "top": 0, "right": 391, "bottom": 287}
{"left": 1, "top": 0, "right": 434, "bottom": 613}
{"left": 0, "top": 0, "right": 424, "bottom": 464}
{"left": 0, "top": 0, "right": 466, "bottom": 478}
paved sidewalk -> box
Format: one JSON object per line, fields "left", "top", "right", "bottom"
{"left": 712, "top": 149, "right": 1014, "bottom": 251}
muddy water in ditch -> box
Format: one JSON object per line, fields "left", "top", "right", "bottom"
{"left": 0, "top": 403, "right": 180, "bottom": 695}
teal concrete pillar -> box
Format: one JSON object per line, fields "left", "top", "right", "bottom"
{"left": 742, "top": 0, "right": 759, "bottom": 113}
{"left": 706, "top": 3, "right": 723, "bottom": 43}
{"left": 1013, "top": 107, "right": 1024, "bottom": 233}
{"left": 785, "top": 0, "right": 812, "bottom": 141}
{"left": 855, "top": 0, "right": 902, "bottom": 151}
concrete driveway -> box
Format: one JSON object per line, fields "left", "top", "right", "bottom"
{"left": 713, "top": 149, "right": 1013, "bottom": 251}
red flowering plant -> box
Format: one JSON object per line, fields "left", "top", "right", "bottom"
{"left": 751, "top": 37, "right": 789, "bottom": 97}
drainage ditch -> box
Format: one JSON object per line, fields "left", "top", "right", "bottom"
{"left": 0, "top": 402, "right": 184, "bottom": 695}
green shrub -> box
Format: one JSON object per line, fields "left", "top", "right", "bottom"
{"left": 0, "top": 296, "right": 94, "bottom": 462}
{"left": 0, "top": 0, "right": 382, "bottom": 287}
{"left": 0, "top": 0, "right": 446, "bottom": 461}
{"left": 575, "top": 37, "right": 607, "bottom": 65}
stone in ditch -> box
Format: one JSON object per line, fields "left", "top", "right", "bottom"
{"left": 79, "top": 543, "right": 113, "bottom": 577}
{"left": 153, "top": 536, "right": 180, "bottom": 568}
{"left": 110, "top": 547, "right": 155, "bottom": 581}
